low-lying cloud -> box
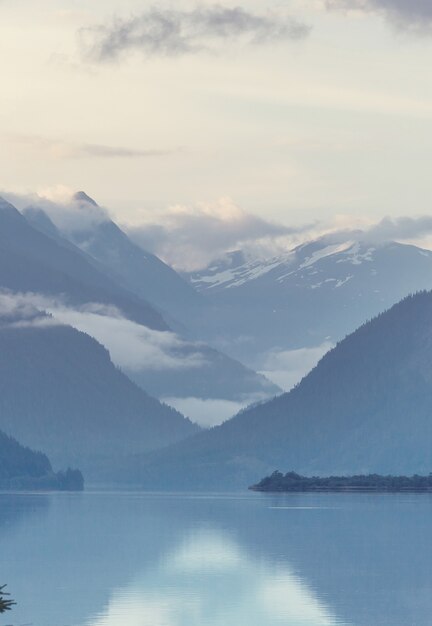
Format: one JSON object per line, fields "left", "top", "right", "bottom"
{"left": 0, "top": 292, "right": 206, "bottom": 372}
{"left": 162, "top": 396, "right": 252, "bottom": 427}
{"left": 80, "top": 5, "right": 311, "bottom": 62}
{"left": 27, "top": 188, "right": 109, "bottom": 237}
{"left": 0, "top": 291, "right": 61, "bottom": 329}
{"left": 327, "top": 0, "right": 432, "bottom": 33}
{"left": 260, "top": 342, "right": 333, "bottom": 391}
{"left": 1, "top": 187, "right": 110, "bottom": 237}
{"left": 127, "top": 198, "right": 312, "bottom": 271}
{"left": 51, "top": 303, "right": 207, "bottom": 372}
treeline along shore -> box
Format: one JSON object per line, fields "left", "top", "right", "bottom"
{"left": 250, "top": 471, "right": 432, "bottom": 493}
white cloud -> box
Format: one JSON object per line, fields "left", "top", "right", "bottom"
{"left": 10, "top": 187, "right": 111, "bottom": 236}
{"left": 126, "top": 197, "right": 310, "bottom": 271}
{"left": 162, "top": 396, "right": 253, "bottom": 427}
{"left": 260, "top": 342, "right": 333, "bottom": 391}
{"left": 0, "top": 291, "right": 206, "bottom": 372}
{"left": 50, "top": 303, "right": 206, "bottom": 372}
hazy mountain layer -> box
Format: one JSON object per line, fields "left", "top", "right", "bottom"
{"left": 0, "top": 429, "right": 82, "bottom": 490}
{"left": 24, "top": 195, "right": 280, "bottom": 403}
{"left": 0, "top": 318, "right": 199, "bottom": 480}
{"left": 185, "top": 238, "right": 432, "bottom": 365}
{"left": 0, "top": 197, "right": 167, "bottom": 330}
{"left": 121, "top": 291, "right": 432, "bottom": 489}
{"left": 70, "top": 191, "right": 204, "bottom": 319}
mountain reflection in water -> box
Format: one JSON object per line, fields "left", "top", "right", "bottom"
{"left": 1, "top": 491, "right": 431, "bottom": 626}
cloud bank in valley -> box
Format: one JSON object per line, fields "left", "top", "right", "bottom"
{"left": 162, "top": 396, "right": 251, "bottom": 427}
{"left": 80, "top": 5, "right": 311, "bottom": 62}
{"left": 260, "top": 342, "right": 333, "bottom": 391}
{"left": 0, "top": 292, "right": 206, "bottom": 372}
{"left": 327, "top": 0, "right": 432, "bottom": 33}
{"left": 50, "top": 303, "right": 207, "bottom": 372}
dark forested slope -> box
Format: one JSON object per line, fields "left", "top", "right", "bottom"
{"left": 0, "top": 320, "right": 199, "bottom": 480}
{"left": 126, "top": 291, "right": 432, "bottom": 489}
{"left": 0, "top": 429, "right": 83, "bottom": 490}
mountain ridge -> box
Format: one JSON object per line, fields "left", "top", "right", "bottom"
{"left": 0, "top": 196, "right": 167, "bottom": 331}
{"left": 0, "top": 312, "right": 199, "bottom": 480}
{"left": 118, "top": 290, "right": 432, "bottom": 489}
{"left": 183, "top": 236, "right": 432, "bottom": 367}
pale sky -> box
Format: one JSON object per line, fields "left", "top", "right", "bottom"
{"left": 1, "top": 0, "right": 432, "bottom": 228}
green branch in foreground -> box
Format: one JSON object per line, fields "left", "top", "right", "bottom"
{"left": 0, "top": 585, "right": 15, "bottom": 613}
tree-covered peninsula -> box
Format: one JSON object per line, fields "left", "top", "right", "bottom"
{"left": 250, "top": 471, "right": 432, "bottom": 493}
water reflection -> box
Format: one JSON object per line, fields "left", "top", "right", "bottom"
{"left": 1, "top": 492, "right": 432, "bottom": 626}
{"left": 90, "top": 528, "right": 342, "bottom": 626}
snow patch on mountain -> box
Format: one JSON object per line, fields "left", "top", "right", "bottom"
{"left": 189, "top": 254, "right": 287, "bottom": 290}
{"left": 338, "top": 243, "right": 376, "bottom": 265}
{"left": 298, "top": 241, "right": 354, "bottom": 270}
{"left": 188, "top": 238, "right": 378, "bottom": 293}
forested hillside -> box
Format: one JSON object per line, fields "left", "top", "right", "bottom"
{"left": 0, "top": 429, "right": 83, "bottom": 490}
{"left": 0, "top": 320, "right": 199, "bottom": 480}
{"left": 123, "top": 291, "right": 432, "bottom": 489}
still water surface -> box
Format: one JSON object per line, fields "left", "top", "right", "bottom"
{"left": 1, "top": 491, "right": 432, "bottom": 626}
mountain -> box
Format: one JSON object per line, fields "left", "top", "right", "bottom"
{"left": 125, "top": 342, "right": 277, "bottom": 401}
{"left": 23, "top": 195, "right": 281, "bottom": 405}
{"left": 0, "top": 312, "right": 199, "bottom": 480}
{"left": 73, "top": 191, "right": 204, "bottom": 320}
{"left": 0, "top": 197, "right": 166, "bottom": 330}
{"left": 185, "top": 236, "right": 432, "bottom": 366}
{"left": 0, "top": 429, "right": 83, "bottom": 491}
{"left": 25, "top": 192, "right": 203, "bottom": 325}
{"left": 121, "top": 290, "right": 432, "bottom": 489}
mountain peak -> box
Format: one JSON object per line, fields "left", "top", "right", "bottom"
{"left": 0, "top": 196, "right": 17, "bottom": 211}
{"left": 0, "top": 196, "right": 24, "bottom": 221}
{"left": 73, "top": 191, "right": 99, "bottom": 207}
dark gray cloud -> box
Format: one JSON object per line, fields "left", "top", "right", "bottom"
{"left": 80, "top": 5, "right": 311, "bottom": 62}
{"left": 327, "top": 0, "right": 432, "bottom": 33}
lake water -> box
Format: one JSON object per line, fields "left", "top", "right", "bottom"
{"left": 1, "top": 490, "right": 432, "bottom": 626}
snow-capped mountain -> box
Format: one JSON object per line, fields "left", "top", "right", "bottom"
{"left": 188, "top": 237, "right": 422, "bottom": 294}
{"left": 22, "top": 194, "right": 280, "bottom": 408}
{"left": 184, "top": 235, "right": 432, "bottom": 367}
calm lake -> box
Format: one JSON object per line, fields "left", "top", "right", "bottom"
{"left": 1, "top": 490, "right": 431, "bottom": 626}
